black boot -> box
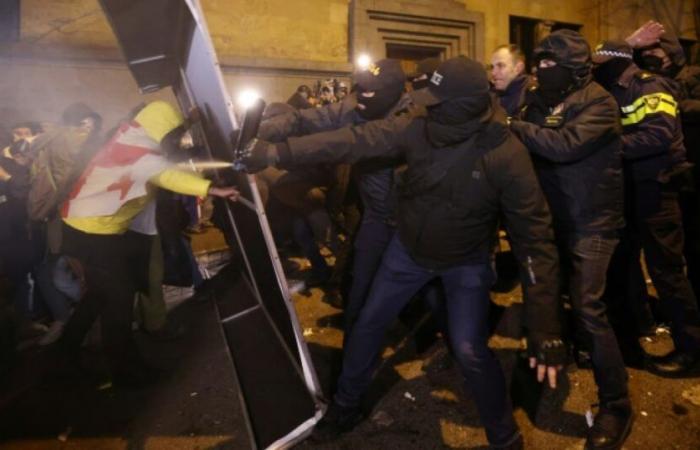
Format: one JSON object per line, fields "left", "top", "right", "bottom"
{"left": 648, "top": 350, "right": 700, "bottom": 377}
{"left": 585, "top": 405, "right": 634, "bottom": 450}
{"left": 310, "top": 401, "right": 364, "bottom": 442}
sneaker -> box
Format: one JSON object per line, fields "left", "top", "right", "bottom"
{"left": 38, "top": 321, "right": 66, "bottom": 346}
{"left": 310, "top": 402, "right": 364, "bottom": 442}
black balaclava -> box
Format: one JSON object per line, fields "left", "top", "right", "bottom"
{"left": 640, "top": 53, "right": 664, "bottom": 72}
{"left": 427, "top": 93, "right": 490, "bottom": 125}
{"left": 537, "top": 65, "right": 575, "bottom": 107}
{"left": 356, "top": 85, "right": 403, "bottom": 120}
{"left": 592, "top": 58, "right": 633, "bottom": 91}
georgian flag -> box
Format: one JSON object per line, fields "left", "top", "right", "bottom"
{"left": 61, "top": 122, "right": 171, "bottom": 218}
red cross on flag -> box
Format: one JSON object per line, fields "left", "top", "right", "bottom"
{"left": 62, "top": 122, "right": 171, "bottom": 218}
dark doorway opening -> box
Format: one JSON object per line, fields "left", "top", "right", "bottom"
{"left": 386, "top": 43, "right": 443, "bottom": 78}
{"left": 509, "top": 15, "right": 582, "bottom": 72}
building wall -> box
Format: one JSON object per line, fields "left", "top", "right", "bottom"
{"left": 1, "top": 0, "right": 697, "bottom": 127}
{"left": 464, "top": 0, "right": 601, "bottom": 55}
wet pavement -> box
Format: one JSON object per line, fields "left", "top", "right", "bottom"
{"left": 1, "top": 234, "right": 699, "bottom": 449}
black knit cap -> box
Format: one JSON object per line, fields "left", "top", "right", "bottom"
{"left": 354, "top": 59, "right": 406, "bottom": 92}
{"left": 592, "top": 40, "right": 633, "bottom": 64}
{"left": 410, "top": 56, "right": 489, "bottom": 106}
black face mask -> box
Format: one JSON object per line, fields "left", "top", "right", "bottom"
{"left": 640, "top": 54, "right": 664, "bottom": 73}
{"left": 537, "top": 65, "right": 575, "bottom": 107}
{"left": 592, "top": 58, "right": 632, "bottom": 91}
{"left": 356, "top": 86, "right": 403, "bottom": 120}
{"left": 427, "top": 94, "right": 490, "bottom": 125}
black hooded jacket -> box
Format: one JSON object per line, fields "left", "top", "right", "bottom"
{"left": 273, "top": 97, "right": 563, "bottom": 342}
{"left": 511, "top": 30, "right": 625, "bottom": 233}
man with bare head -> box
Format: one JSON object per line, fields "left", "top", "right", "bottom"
{"left": 490, "top": 44, "right": 532, "bottom": 117}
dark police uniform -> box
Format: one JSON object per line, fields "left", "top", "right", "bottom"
{"left": 607, "top": 63, "right": 700, "bottom": 356}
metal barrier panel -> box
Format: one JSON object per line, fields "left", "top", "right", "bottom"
{"left": 98, "top": 1, "right": 324, "bottom": 448}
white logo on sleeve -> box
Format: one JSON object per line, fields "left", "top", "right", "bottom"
{"left": 430, "top": 72, "right": 444, "bottom": 86}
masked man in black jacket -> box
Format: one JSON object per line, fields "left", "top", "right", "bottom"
{"left": 595, "top": 39, "right": 700, "bottom": 377}
{"left": 510, "top": 30, "right": 633, "bottom": 450}
{"left": 244, "top": 56, "right": 565, "bottom": 449}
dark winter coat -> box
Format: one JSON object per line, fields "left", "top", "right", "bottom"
{"left": 276, "top": 97, "right": 562, "bottom": 341}
{"left": 511, "top": 30, "right": 625, "bottom": 234}
{"left": 494, "top": 74, "right": 534, "bottom": 118}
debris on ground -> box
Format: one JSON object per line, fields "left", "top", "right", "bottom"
{"left": 682, "top": 385, "right": 700, "bottom": 407}
{"left": 403, "top": 391, "right": 416, "bottom": 402}
{"left": 57, "top": 426, "right": 72, "bottom": 442}
{"left": 371, "top": 410, "right": 394, "bottom": 428}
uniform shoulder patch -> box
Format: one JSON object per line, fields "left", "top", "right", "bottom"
{"left": 635, "top": 71, "right": 655, "bottom": 82}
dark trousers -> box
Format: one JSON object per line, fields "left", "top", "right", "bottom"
{"left": 344, "top": 220, "right": 395, "bottom": 338}
{"left": 630, "top": 183, "right": 700, "bottom": 352}
{"left": 335, "top": 236, "right": 518, "bottom": 446}
{"left": 558, "top": 232, "right": 629, "bottom": 406}
{"left": 60, "top": 225, "right": 151, "bottom": 370}
{"left": 605, "top": 233, "right": 656, "bottom": 355}
{"left": 292, "top": 216, "right": 330, "bottom": 279}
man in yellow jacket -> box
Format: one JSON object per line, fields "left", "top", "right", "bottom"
{"left": 56, "top": 101, "right": 239, "bottom": 387}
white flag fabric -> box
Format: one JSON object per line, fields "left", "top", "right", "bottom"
{"left": 61, "top": 122, "right": 171, "bottom": 218}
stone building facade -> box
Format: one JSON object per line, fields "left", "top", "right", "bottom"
{"left": 0, "top": 0, "right": 696, "bottom": 127}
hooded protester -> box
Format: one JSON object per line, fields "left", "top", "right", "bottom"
{"left": 633, "top": 29, "right": 700, "bottom": 309}
{"left": 510, "top": 30, "right": 633, "bottom": 450}
{"left": 256, "top": 59, "right": 415, "bottom": 338}
{"left": 243, "top": 56, "right": 565, "bottom": 449}
{"left": 53, "top": 101, "right": 240, "bottom": 388}
{"left": 596, "top": 37, "right": 700, "bottom": 377}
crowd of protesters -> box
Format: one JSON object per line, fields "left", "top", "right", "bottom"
{"left": 1, "top": 17, "right": 699, "bottom": 450}
{"left": 241, "top": 20, "right": 700, "bottom": 450}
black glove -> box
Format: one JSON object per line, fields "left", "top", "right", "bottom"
{"left": 238, "top": 138, "right": 280, "bottom": 173}
{"left": 527, "top": 335, "right": 567, "bottom": 367}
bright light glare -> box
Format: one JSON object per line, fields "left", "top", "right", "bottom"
{"left": 356, "top": 53, "right": 372, "bottom": 70}
{"left": 238, "top": 89, "right": 260, "bottom": 110}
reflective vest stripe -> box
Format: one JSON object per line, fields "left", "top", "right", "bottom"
{"left": 620, "top": 92, "right": 677, "bottom": 126}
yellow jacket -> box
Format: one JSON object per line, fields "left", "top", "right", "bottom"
{"left": 64, "top": 168, "right": 211, "bottom": 235}
{"left": 63, "top": 101, "right": 206, "bottom": 235}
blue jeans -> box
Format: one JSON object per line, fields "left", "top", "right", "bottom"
{"left": 344, "top": 220, "right": 395, "bottom": 338}
{"left": 335, "top": 235, "right": 518, "bottom": 446}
